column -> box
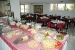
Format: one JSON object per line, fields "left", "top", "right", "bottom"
{"left": 10, "top": 0, "right": 20, "bottom": 21}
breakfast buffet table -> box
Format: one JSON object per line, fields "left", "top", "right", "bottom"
{"left": 0, "top": 24, "right": 69, "bottom": 50}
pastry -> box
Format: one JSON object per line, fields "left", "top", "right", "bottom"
{"left": 42, "top": 39, "right": 56, "bottom": 50}
{"left": 34, "top": 33, "right": 45, "bottom": 42}
{"left": 22, "top": 36, "right": 29, "bottom": 42}
{"left": 56, "top": 34, "right": 64, "bottom": 40}
{"left": 28, "top": 40, "right": 38, "bottom": 48}
{"left": 5, "top": 34, "right": 12, "bottom": 39}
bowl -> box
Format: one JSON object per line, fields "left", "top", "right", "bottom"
{"left": 60, "top": 31, "right": 67, "bottom": 36}
{"left": 26, "top": 23, "right": 31, "bottom": 26}
{"left": 10, "top": 22, "right": 16, "bottom": 25}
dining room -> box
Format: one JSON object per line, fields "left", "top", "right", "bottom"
{"left": 0, "top": 0, "right": 75, "bottom": 50}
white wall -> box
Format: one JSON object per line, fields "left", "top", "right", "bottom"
{"left": 10, "top": 0, "right": 20, "bottom": 21}
{"left": 30, "top": 3, "right": 75, "bottom": 17}
{"left": 0, "top": 2, "right": 2, "bottom": 12}
{"left": 1, "top": 2, "right": 5, "bottom": 14}
{"left": 20, "top": 0, "right": 75, "bottom": 4}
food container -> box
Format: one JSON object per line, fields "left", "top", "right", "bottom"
{"left": 60, "top": 31, "right": 67, "bottom": 36}
{"left": 26, "top": 23, "right": 31, "bottom": 26}
{"left": 5, "top": 34, "right": 13, "bottom": 39}
{"left": 0, "top": 25, "right": 3, "bottom": 33}
{"left": 55, "top": 41, "right": 62, "bottom": 49}
{"left": 13, "top": 35, "right": 30, "bottom": 44}
{"left": 35, "top": 23, "right": 42, "bottom": 28}
{"left": 20, "top": 24, "right": 29, "bottom": 29}
{"left": 27, "top": 40, "right": 39, "bottom": 48}
{"left": 42, "top": 39, "right": 56, "bottom": 50}
{"left": 10, "top": 21, "right": 16, "bottom": 25}
{"left": 21, "top": 20, "right": 26, "bottom": 23}
{"left": 56, "top": 34, "right": 64, "bottom": 40}
{"left": 2, "top": 25, "right": 12, "bottom": 33}
{"left": 34, "top": 33, "right": 45, "bottom": 42}
{"left": 0, "top": 22, "right": 6, "bottom": 33}
{"left": 16, "top": 22, "right": 22, "bottom": 26}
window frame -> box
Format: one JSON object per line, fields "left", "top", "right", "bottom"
{"left": 20, "top": 4, "right": 29, "bottom": 13}
{"left": 20, "top": 4, "right": 25, "bottom": 13}
{"left": 50, "top": 3, "right": 57, "bottom": 11}
{"left": 57, "top": 3, "right": 65, "bottom": 11}
{"left": 65, "top": 3, "right": 74, "bottom": 11}
{"left": 50, "top": 3, "right": 75, "bottom": 11}
{"left": 24, "top": 4, "right": 29, "bottom": 13}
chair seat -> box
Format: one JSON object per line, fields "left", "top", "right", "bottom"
{"left": 51, "top": 23, "right": 56, "bottom": 28}
{"left": 57, "top": 23, "right": 65, "bottom": 31}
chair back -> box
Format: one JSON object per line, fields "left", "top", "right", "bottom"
{"left": 57, "top": 23, "right": 64, "bottom": 31}
{"left": 47, "top": 21, "right": 51, "bottom": 27}
{"left": 41, "top": 18, "right": 47, "bottom": 24}
{"left": 50, "top": 22, "right": 56, "bottom": 28}
{"left": 37, "top": 17, "right": 41, "bottom": 22}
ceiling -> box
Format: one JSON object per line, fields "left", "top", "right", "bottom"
{"left": 20, "top": 0, "right": 75, "bottom": 4}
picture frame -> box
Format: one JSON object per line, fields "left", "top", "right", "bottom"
{"left": 34, "top": 5, "right": 43, "bottom": 13}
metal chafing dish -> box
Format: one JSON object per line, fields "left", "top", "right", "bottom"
{"left": 0, "top": 17, "right": 9, "bottom": 34}
{"left": 0, "top": 22, "right": 4, "bottom": 34}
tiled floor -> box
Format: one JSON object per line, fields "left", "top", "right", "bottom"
{"left": 66, "top": 27, "right": 75, "bottom": 50}
{"left": 67, "top": 37, "right": 75, "bottom": 50}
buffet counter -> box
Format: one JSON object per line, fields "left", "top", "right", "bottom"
{"left": 0, "top": 34, "right": 12, "bottom": 50}
{"left": 0, "top": 25, "right": 69, "bottom": 50}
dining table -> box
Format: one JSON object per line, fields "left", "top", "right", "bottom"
{"left": 0, "top": 24, "right": 69, "bottom": 50}
{"left": 51, "top": 20, "right": 65, "bottom": 24}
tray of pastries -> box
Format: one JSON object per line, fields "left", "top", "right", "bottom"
{"left": 27, "top": 40, "right": 39, "bottom": 48}
{"left": 5, "top": 29, "right": 23, "bottom": 39}
{"left": 2, "top": 25, "right": 12, "bottom": 33}
{"left": 13, "top": 35, "right": 30, "bottom": 44}
{"left": 42, "top": 39, "right": 56, "bottom": 50}
{"left": 56, "top": 34, "right": 64, "bottom": 40}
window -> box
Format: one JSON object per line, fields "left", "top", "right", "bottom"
{"left": 66, "top": 4, "right": 74, "bottom": 11}
{"left": 20, "top": 4, "right": 29, "bottom": 13}
{"left": 58, "top": 4, "right": 65, "bottom": 10}
{"left": 21, "top": 5, "right": 24, "bottom": 13}
{"left": 50, "top": 3, "right": 74, "bottom": 11}
{"left": 50, "top": 4, "right": 57, "bottom": 10}
{"left": 25, "top": 5, "right": 29, "bottom": 13}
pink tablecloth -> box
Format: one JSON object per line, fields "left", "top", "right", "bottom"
{"left": 1, "top": 25, "right": 69, "bottom": 50}
{"left": 0, "top": 34, "right": 1, "bottom": 37}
